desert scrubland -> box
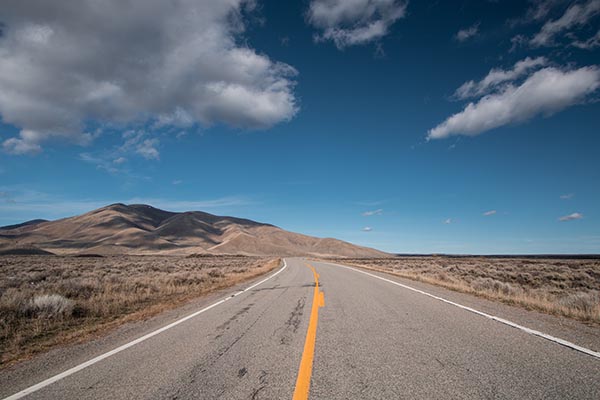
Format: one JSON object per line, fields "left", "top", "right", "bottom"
{"left": 0, "top": 255, "right": 279, "bottom": 366}
{"left": 329, "top": 257, "right": 600, "bottom": 324}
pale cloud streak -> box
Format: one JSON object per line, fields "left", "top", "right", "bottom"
{"left": 428, "top": 65, "right": 600, "bottom": 140}
{"left": 483, "top": 210, "right": 497, "bottom": 216}
{"left": 531, "top": 0, "right": 600, "bottom": 47}
{"left": 0, "top": 185, "right": 256, "bottom": 223}
{"left": 455, "top": 23, "right": 480, "bottom": 42}
{"left": 453, "top": 57, "right": 548, "bottom": 100}
{"left": 572, "top": 29, "right": 600, "bottom": 49}
{"left": 559, "top": 212, "right": 583, "bottom": 221}
{"left": 307, "top": 0, "right": 408, "bottom": 48}
{"left": 362, "top": 208, "right": 383, "bottom": 216}
{"left": 135, "top": 139, "right": 160, "bottom": 161}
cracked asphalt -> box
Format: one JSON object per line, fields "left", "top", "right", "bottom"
{"left": 2, "top": 258, "right": 600, "bottom": 399}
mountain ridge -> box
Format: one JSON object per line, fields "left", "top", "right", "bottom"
{"left": 0, "top": 204, "right": 388, "bottom": 258}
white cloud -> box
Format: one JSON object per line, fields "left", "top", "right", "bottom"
{"left": 455, "top": 23, "right": 480, "bottom": 42}
{"left": 483, "top": 210, "right": 497, "bottom": 216}
{"left": 117, "top": 130, "right": 161, "bottom": 161}
{"left": 0, "top": 0, "right": 298, "bottom": 154}
{"left": 560, "top": 193, "right": 574, "bottom": 199}
{"left": 428, "top": 65, "right": 600, "bottom": 139}
{"left": 3, "top": 134, "right": 42, "bottom": 155}
{"left": 172, "top": 180, "right": 183, "bottom": 185}
{"left": 453, "top": 57, "right": 548, "bottom": 100}
{"left": 531, "top": 0, "right": 600, "bottom": 47}
{"left": 78, "top": 130, "right": 163, "bottom": 178}
{"left": 362, "top": 208, "right": 383, "bottom": 216}
{"left": 444, "top": 218, "right": 452, "bottom": 224}
{"left": 136, "top": 139, "right": 160, "bottom": 160}
{"left": 307, "top": 0, "right": 408, "bottom": 48}
{"left": 559, "top": 212, "right": 583, "bottom": 221}
{"left": 362, "top": 226, "right": 373, "bottom": 232}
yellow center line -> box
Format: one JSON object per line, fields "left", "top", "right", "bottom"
{"left": 292, "top": 263, "right": 325, "bottom": 400}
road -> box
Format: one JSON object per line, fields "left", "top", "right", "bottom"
{"left": 2, "top": 258, "right": 600, "bottom": 399}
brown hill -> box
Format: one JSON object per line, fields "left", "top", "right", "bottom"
{"left": 0, "top": 204, "right": 389, "bottom": 257}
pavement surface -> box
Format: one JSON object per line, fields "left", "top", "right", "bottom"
{"left": 2, "top": 258, "right": 600, "bottom": 399}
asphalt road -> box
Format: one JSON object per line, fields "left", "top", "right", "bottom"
{"left": 2, "top": 258, "right": 600, "bottom": 399}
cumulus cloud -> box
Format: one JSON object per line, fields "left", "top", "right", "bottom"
{"left": 455, "top": 23, "right": 480, "bottom": 42}
{"left": 453, "top": 57, "right": 548, "bottom": 100}
{"left": 559, "top": 212, "right": 583, "bottom": 221}
{"left": 0, "top": 0, "right": 298, "bottom": 154}
{"left": 428, "top": 65, "right": 600, "bottom": 139}
{"left": 362, "top": 208, "right": 383, "bottom": 216}
{"left": 483, "top": 210, "right": 497, "bottom": 216}
{"left": 531, "top": 0, "right": 600, "bottom": 47}
{"left": 307, "top": 0, "right": 408, "bottom": 48}
{"left": 362, "top": 226, "right": 373, "bottom": 232}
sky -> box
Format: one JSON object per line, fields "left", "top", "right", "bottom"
{"left": 0, "top": 0, "right": 599, "bottom": 254}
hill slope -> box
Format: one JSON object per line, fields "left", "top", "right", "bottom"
{"left": 0, "top": 204, "right": 388, "bottom": 257}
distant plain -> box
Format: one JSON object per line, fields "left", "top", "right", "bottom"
{"left": 327, "top": 256, "right": 600, "bottom": 324}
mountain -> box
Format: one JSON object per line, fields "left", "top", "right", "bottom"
{"left": 0, "top": 204, "right": 389, "bottom": 257}
{"left": 0, "top": 219, "right": 48, "bottom": 230}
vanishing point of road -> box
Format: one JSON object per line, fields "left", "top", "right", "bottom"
{"left": 2, "top": 258, "right": 600, "bottom": 399}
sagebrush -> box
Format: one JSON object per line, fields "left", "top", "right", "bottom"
{"left": 0, "top": 255, "right": 279, "bottom": 366}
{"left": 330, "top": 257, "right": 600, "bottom": 323}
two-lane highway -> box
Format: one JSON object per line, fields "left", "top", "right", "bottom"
{"left": 2, "top": 258, "right": 600, "bottom": 399}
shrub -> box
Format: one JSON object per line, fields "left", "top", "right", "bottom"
{"left": 30, "top": 294, "right": 74, "bottom": 318}
{"left": 558, "top": 291, "right": 600, "bottom": 315}
{"left": 471, "top": 278, "right": 520, "bottom": 296}
{"left": 0, "top": 288, "right": 31, "bottom": 316}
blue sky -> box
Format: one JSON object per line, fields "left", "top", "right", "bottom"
{"left": 1, "top": 0, "right": 599, "bottom": 254}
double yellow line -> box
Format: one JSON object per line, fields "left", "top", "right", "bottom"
{"left": 292, "top": 264, "right": 325, "bottom": 400}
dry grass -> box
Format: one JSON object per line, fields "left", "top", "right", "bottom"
{"left": 0, "top": 255, "right": 280, "bottom": 367}
{"left": 328, "top": 257, "right": 600, "bottom": 324}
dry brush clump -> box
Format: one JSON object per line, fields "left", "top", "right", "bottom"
{"left": 0, "top": 255, "right": 279, "bottom": 366}
{"left": 331, "top": 257, "right": 600, "bottom": 323}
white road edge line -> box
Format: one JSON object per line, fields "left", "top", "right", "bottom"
{"left": 324, "top": 261, "right": 600, "bottom": 360}
{"left": 3, "top": 260, "right": 288, "bottom": 400}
